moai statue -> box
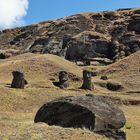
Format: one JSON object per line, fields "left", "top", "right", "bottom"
{"left": 11, "top": 71, "right": 27, "bottom": 89}
{"left": 59, "top": 71, "right": 69, "bottom": 89}
{"left": 81, "top": 70, "right": 94, "bottom": 90}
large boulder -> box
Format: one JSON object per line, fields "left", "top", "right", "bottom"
{"left": 34, "top": 94, "right": 126, "bottom": 139}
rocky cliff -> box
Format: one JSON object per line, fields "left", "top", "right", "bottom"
{"left": 0, "top": 8, "right": 140, "bottom": 61}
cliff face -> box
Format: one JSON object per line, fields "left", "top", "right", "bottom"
{"left": 0, "top": 8, "right": 140, "bottom": 61}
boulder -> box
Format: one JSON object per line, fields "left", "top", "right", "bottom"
{"left": 34, "top": 94, "right": 126, "bottom": 139}
{"left": 107, "top": 82, "right": 124, "bottom": 91}
{"left": 101, "top": 75, "right": 108, "bottom": 80}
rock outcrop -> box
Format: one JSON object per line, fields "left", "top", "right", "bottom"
{"left": 34, "top": 94, "right": 126, "bottom": 139}
{"left": 0, "top": 8, "right": 140, "bottom": 62}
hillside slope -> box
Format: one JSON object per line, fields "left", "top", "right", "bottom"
{"left": 0, "top": 8, "right": 140, "bottom": 61}
{"left": 99, "top": 50, "right": 140, "bottom": 91}
{"left": 0, "top": 53, "right": 82, "bottom": 86}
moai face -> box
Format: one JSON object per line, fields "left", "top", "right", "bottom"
{"left": 82, "top": 70, "right": 93, "bottom": 90}
{"left": 11, "top": 70, "right": 25, "bottom": 89}
{"left": 59, "top": 71, "right": 68, "bottom": 82}
{"left": 83, "top": 70, "right": 92, "bottom": 81}
{"left": 12, "top": 71, "right": 24, "bottom": 78}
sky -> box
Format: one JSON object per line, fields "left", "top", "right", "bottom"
{"left": 0, "top": 0, "right": 140, "bottom": 29}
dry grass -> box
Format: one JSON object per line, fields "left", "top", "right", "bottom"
{"left": 121, "top": 106, "right": 140, "bottom": 140}
{"left": 98, "top": 51, "right": 140, "bottom": 91}
{"left": 0, "top": 53, "right": 140, "bottom": 140}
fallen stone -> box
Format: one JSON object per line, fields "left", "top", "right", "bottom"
{"left": 107, "top": 82, "right": 124, "bottom": 91}
{"left": 34, "top": 94, "right": 126, "bottom": 139}
{"left": 101, "top": 75, "right": 108, "bottom": 80}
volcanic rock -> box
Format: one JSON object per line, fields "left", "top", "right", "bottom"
{"left": 0, "top": 8, "right": 140, "bottom": 62}
{"left": 34, "top": 94, "right": 126, "bottom": 139}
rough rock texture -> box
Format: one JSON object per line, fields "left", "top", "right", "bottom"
{"left": 11, "top": 71, "right": 27, "bottom": 89}
{"left": 81, "top": 70, "right": 94, "bottom": 90}
{"left": 58, "top": 71, "right": 69, "bottom": 89}
{"left": 101, "top": 75, "right": 108, "bottom": 80}
{"left": 34, "top": 94, "right": 126, "bottom": 139}
{"left": 107, "top": 82, "right": 124, "bottom": 91}
{"left": 0, "top": 8, "right": 140, "bottom": 61}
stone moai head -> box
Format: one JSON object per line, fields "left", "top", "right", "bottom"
{"left": 11, "top": 70, "right": 26, "bottom": 89}
{"left": 12, "top": 71, "right": 24, "bottom": 79}
{"left": 82, "top": 70, "right": 94, "bottom": 90}
{"left": 59, "top": 71, "right": 69, "bottom": 89}
{"left": 59, "top": 71, "right": 68, "bottom": 83}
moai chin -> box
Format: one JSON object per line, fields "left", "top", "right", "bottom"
{"left": 82, "top": 70, "right": 94, "bottom": 90}
{"left": 59, "top": 71, "right": 69, "bottom": 89}
{"left": 11, "top": 71, "right": 26, "bottom": 89}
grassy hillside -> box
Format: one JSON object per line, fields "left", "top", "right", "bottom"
{"left": 0, "top": 53, "right": 140, "bottom": 140}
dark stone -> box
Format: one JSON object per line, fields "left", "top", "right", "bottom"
{"left": 107, "top": 82, "right": 124, "bottom": 91}
{"left": 11, "top": 71, "right": 26, "bottom": 89}
{"left": 24, "top": 79, "right": 28, "bottom": 85}
{"left": 109, "top": 41, "right": 120, "bottom": 59}
{"left": 91, "top": 14, "right": 103, "bottom": 20}
{"left": 59, "top": 71, "right": 69, "bottom": 89}
{"left": 91, "top": 71, "right": 98, "bottom": 77}
{"left": 99, "top": 130, "right": 126, "bottom": 140}
{"left": 81, "top": 70, "right": 94, "bottom": 90}
{"left": 0, "top": 53, "right": 6, "bottom": 59}
{"left": 34, "top": 95, "right": 126, "bottom": 139}
{"left": 103, "top": 11, "right": 119, "bottom": 20}
{"left": 128, "top": 21, "right": 140, "bottom": 33}
{"left": 0, "top": 52, "right": 10, "bottom": 59}
{"left": 101, "top": 75, "right": 108, "bottom": 80}
{"left": 83, "top": 60, "right": 91, "bottom": 66}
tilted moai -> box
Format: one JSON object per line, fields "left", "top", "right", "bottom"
{"left": 81, "top": 70, "right": 94, "bottom": 90}
{"left": 11, "top": 71, "right": 27, "bottom": 89}
{"left": 59, "top": 71, "right": 69, "bottom": 89}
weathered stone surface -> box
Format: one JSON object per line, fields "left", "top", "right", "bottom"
{"left": 81, "top": 70, "right": 94, "bottom": 90}
{"left": 11, "top": 71, "right": 27, "bottom": 89}
{"left": 34, "top": 94, "right": 126, "bottom": 139}
{"left": 91, "top": 71, "right": 98, "bottom": 76}
{"left": 0, "top": 8, "right": 140, "bottom": 63}
{"left": 107, "top": 82, "right": 124, "bottom": 91}
{"left": 128, "top": 20, "right": 140, "bottom": 33}
{"left": 101, "top": 75, "right": 108, "bottom": 80}
{"left": 59, "top": 71, "right": 69, "bottom": 89}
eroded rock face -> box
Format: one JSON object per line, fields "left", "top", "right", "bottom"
{"left": 11, "top": 71, "right": 27, "bottom": 89}
{"left": 0, "top": 8, "right": 140, "bottom": 62}
{"left": 34, "top": 94, "right": 126, "bottom": 139}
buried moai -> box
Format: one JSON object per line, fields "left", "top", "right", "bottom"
{"left": 59, "top": 71, "right": 69, "bottom": 89}
{"left": 11, "top": 71, "right": 27, "bottom": 89}
{"left": 81, "top": 70, "right": 94, "bottom": 90}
